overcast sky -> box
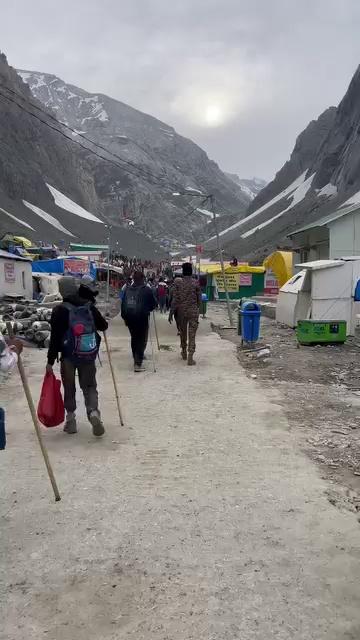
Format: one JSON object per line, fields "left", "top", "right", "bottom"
{"left": 1, "top": 0, "right": 360, "bottom": 181}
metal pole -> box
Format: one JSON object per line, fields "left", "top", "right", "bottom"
{"left": 106, "top": 225, "right": 111, "bottom": 304}
{"left": 210, "top": 196, "right": 234, "bottom": 327}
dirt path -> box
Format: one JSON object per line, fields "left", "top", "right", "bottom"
{"left": 1, "top": 309, "right": 360, "bottom": 639}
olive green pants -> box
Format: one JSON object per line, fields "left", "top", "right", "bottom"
{"left": 178, "top": 313, "right": 199, "bottom": 355}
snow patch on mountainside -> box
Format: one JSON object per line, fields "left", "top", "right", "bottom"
{"left": 241, "top": 173, "right": 315, "bottom": 239}
{"left": 225, "top": 174, "right": 267, "bottom": 200}
{"left": 23, "top": 201, "right": 74, "bottom": 236}
{"left": 209, "top": 170, "right": 308, "bottom": 242}
{"left": 240, "top": 184, "right": 258, "bottom": 200}
{"left": 317, "top": 183, "right": 338, "bottom": 198}
{"left": 340, "top": 189, "right": 360, "bottom": 208}
{"left": 0, "top": 207, "right": 35, "bottom": 230}
{"left": 81, "top": 99, "right": 109, "bottom": 124}
{"left": 196, "top": 207, "right": 213, "bottom": 218}
{"left": 46, "top": 184, "right": 103, "bottom": 223}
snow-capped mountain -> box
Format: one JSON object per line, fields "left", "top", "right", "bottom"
{"left": 225, "top": 174, "right": 267, "bottom": 201}
{"left": 0, "top": 54, "right": 165, "bottom": 255}
{"left": 206, "top": 65, "right": 360, "bottom": 260}
{"left": 17, "top": 69, "right": 250, "bottom": 246}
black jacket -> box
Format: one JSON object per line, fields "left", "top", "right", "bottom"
{"left": 121, "top": 284, "right": 156, "bottom": 322}
{"left": 47, "top": 295, "right": 108, "bottom": 365}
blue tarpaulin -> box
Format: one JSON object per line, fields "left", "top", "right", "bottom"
{"left": 32, "top": 257, "right": 97, "bottom": 279}
{"left": 32, "top": 258, "right": 64, "bottom": 273}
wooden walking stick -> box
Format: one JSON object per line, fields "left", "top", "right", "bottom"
{"left": 103, "top": 331, "right": 124, "bottom": 427}
{"left": 6, "top": 323, "right": 61, "bottom": 502}
{"left": 152, "top": 311, "right": 160, "bottom": 350}
{"left": 149, "top": 322, "right": 157, "bottom": 373}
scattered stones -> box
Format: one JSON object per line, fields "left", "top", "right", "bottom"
{"left": 256, "top": 347, "right": 271, "bottom": 359}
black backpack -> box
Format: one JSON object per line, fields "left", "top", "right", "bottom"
{"left": 122, "top": 285, "right": 147, "bottom": 317}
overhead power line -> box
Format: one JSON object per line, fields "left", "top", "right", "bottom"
{"left": 0, "top": 81, "right": 242, "bottom": 223}
{"left": 0, "top": 82, "right": 180, "bottom": 190}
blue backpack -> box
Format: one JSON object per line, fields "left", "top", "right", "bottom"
{"left": 62, "top": 303, "right": 99, "bottom": 364}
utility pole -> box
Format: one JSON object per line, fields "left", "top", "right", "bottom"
{"left": 172, "top": 189, "right": 234, "bottom": 327}
{"left": 105, "top": 224, "right": 112, "bottom": 304}
{"left": 209, "top": 195, "right": 234, "bottom": 327}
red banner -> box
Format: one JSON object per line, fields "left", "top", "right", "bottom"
{"left": 239, "top": 273, "right": 252, "bottom": 286}
{"left": 64, "top": 259, "right": 89, "bottom": 276}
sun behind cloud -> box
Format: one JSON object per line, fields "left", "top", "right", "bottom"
{"left": 204, "top": 104, "right": 223, "bottom": 127}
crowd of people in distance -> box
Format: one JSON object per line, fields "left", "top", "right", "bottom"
{"left": 1, "top": 256, "right": 203, "bottom": 442}
{"left": 121, "top": 262, "right": 201, "bottom": 371}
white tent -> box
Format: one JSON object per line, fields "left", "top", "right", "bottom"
{"left": 276, "top": 270, "right": 308, "bottom": 327}
{"left": 277, "top": 258, "right": 360, "bottom": 334}
{"left": 0, "top": 250, "right": 33, "bottom": 299}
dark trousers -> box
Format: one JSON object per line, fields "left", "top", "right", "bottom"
{"left": 0, "top": 408, "right": 5, "bottom": 450}
{"left": 126, "top": 316, "right": 149, "bottom": 365}
{"left": 158, "top": 296, "right": 167, "bottom": 313}
{"left": 61, "top": 359, "right": 98, "bottom": 415}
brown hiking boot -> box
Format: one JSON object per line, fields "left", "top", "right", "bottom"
{"left": 181, "top": 350, "right": 187, "bottom": 360}
{"left": 187, "top": 354, "right": 196, "bottom": 366}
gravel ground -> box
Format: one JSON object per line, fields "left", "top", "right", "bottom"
{"left": 1, "top": 308, "right": 360, "bottom": 639}
{"left": 213, "top": 305, "right": 360, "bottom": 515}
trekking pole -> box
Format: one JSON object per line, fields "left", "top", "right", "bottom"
{"left": 6, "top": 322, "right": 61, "bottom": 502}
{"left": 103, "top": 331, "right": 125, "bottom": 427}
{"left": 149, "top": 321, "right": 157, "bottom": 373}
{"left": 152, "top": 311, "right": 160, "bottom": 350}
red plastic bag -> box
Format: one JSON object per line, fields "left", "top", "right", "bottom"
{"left": 37, "top": 371, "right": 65, "bottom": 428}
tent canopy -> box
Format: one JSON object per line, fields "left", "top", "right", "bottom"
{"left": 263, "top": 251, "right": 292, "bottom": 287}
{"left": 202, "top": 264, "right": 265, "bottom": 275}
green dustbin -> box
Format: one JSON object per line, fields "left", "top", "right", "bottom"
{"left": 296, "top": 320, "right": 347, "bottom": 345}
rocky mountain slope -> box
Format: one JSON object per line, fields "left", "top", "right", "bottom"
{"left": 0, "top": 53, "right": 169, "bottom": 257}
{"left": 18, "top": 69, "right": 250, "bottom": 248}
{"left": 206, "top": 65, "right": 360, "bottom": 260}
{"left": 225, "top": 174, "right": 267, "bottom": 200}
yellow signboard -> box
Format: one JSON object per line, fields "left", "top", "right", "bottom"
{"left": 214, "top": 272, "right": 240, "bottom": 292}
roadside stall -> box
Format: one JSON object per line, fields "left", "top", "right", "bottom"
{"left": 96, "top": 263, "right": 124, "bottom": 290}
{"left": 204, "top": 264, "right": 265, "bottom": 301}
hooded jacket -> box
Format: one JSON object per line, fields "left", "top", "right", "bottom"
{"left": 47, "top": 293, "right": 108, "bottom": 365}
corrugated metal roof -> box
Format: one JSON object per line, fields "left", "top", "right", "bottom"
{"left": 0, "top": 249, "right": 31, "bottom": 262}
{"left": 294, "top": 259, "right": 344, "bottom": 270}
{"left": 288, "top": 202, "right": 360, "bottom": 236}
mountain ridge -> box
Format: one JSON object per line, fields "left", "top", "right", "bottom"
{"left": 205, "top": 64, "right": 360, "bottom": 260}
{"left": 225, "top": 174, "right": 267, "bottom": 201}
{"left": 18, "top": 68, "right": 251, "bottom": 248}
{"left": 0, "top": 53, "right": 169, "bottom": 256}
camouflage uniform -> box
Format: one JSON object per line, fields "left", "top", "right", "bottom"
{"left": 171, "top": 276, "right": 201, "bottom": 356}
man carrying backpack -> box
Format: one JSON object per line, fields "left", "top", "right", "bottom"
{"left": 46, "top": 276, "right": 108, "bottom": 436}
{"left": 121, "top": 270, "right": 156, "bottom": 372}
